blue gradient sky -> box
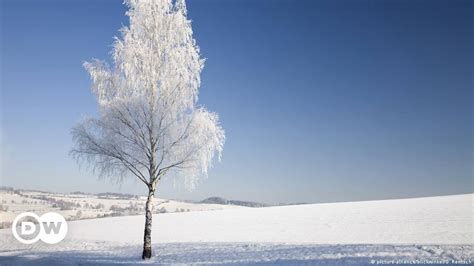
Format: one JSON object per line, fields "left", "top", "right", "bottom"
{"left": 1, "top": 0, "right": 472, "bottom": 204}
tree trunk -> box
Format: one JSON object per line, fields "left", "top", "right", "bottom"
{"left": 142, "top": 188, "right": 154, "bottom": 259}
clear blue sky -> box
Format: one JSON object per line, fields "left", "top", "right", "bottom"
{"left": 1, "top": 0, "right": 472, "bottom": 204}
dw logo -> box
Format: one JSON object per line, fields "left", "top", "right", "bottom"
{"left": 12, "top": 212, "right": 68, "bottom": 244}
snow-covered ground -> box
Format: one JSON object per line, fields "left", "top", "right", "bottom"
{"left": 0, "top": 189, "right": 244, "bottom": 228}
{"left": 0, "top": 194, "right": 472, "bottom": 265}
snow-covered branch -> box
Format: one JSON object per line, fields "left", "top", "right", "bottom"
{"left": 72, "top": 0, "right": 225, "bottom": 191}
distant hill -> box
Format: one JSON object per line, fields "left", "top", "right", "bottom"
{"left": 200, "top": 197, "right": 269, "bottom": 208}
{"left": 96, "top": 192, "right": 140, "bottom": 199}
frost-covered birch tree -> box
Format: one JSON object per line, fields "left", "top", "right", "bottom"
{"left": 71, "top": 0, "right": 224, "bottom": 259}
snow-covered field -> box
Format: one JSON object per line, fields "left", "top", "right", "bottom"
{"left": 0, "top": 194, "right": 472, "bottom": 265}
{"left": 0, "top": 189, "right": 244, "bottom": 228}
